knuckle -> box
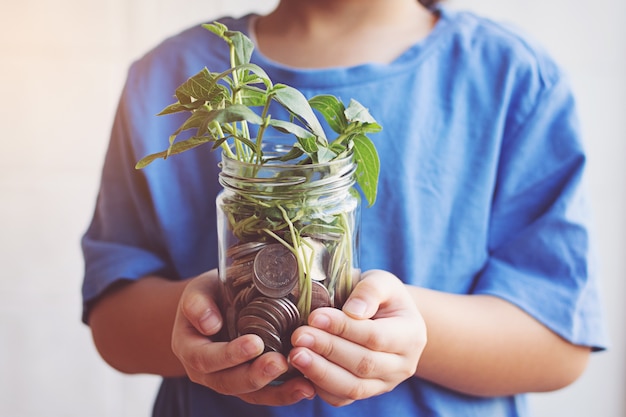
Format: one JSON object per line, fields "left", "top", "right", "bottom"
{"left": 211, "top": 375, "right": 230, "bottom": 395}
{"left": 186, "top": 350, "right": 211, "bottom": 373}
{"left": 313, "top": 333, "right": 335, "bottom": 358}
{"left": 243, "top": 372, "right": 265, "bottom": 392}
{"left": 334, "top": 314, "right": 352, "bottom": 338}
{"left": 355, "top": 353, "right": 377, "bottom": 378}
{"left": 365, "top": 331, "right": 386, "bottom": 351}
{"left": 345, "top": 382, "right": 368, "bottom": 401}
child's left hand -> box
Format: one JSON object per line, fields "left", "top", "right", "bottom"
{"left": 289, "top": 269, "right": 427, "bottom": 406}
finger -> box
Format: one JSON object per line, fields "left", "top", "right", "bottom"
{"left": 173, "top": 329, "right": 265, "bottom": 376}
{"left": 342, "top": 270, "right": 413, "bottom": 320}
{"left": 289, "top": 346, "right": 388, "bottom": 402}
{"left": 179, "top": 284, "right": 223, "bottom": 336}
{"left": 237, "top": 375, "right": 317, "bottom": 406}
{"left": 311, "top": 384, "right": 356, "bottom": 408}
{"left": 302, "top": 307, "right": 414, "bottom": 354}
{"left": 291, "top": 323, "right": 407, "bottom": 380}
{"left": 199, "top": 350, "right": 291, "bottom": 395}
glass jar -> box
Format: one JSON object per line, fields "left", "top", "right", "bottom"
{"left": 216, "top": 146, "right": 361, "bottom": 366}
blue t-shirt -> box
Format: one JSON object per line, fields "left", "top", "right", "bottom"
{"left": 82, "top": 7, "right": 608, "bottom": 417}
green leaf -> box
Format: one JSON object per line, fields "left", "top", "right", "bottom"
{"left": 166, "top": 105, "right": 263, "bottom": 150}
{"left": 217, "top": 63, "right": 272, "bottom": 89}
{"left": 135, "top": 136, "right": 213, "bottom": 169}
{"left": 224, "top": 30, "right": 254, "bottom": 66}
{"left": 272, "top": 85, "right": 327, "bottom": 141}
{"left": 344, "top": 99, "right": 377, "bottom": 124}
{"left": 357, "top": 122, "right": 383, "bottom": 134}
{"left": 309, "top": 95, "right": 347, "bottom": 134}
{"left": 211, "top": 104, "right": 264, "bottom": 125}
{"left": 157, "top": 100, "right": 206, "bottom": 116}
{"left": 175, "top": 68, "right": 226, "bottom": 103}
{"left": 229, "top": 134, "right": 258, "bottom": 151}
{"left": 275, "top": 146, "right": 304, "bottom": 162}
{"left": 238, "top": 86, "right": 268, "bottom": 107}
{"left": 268, "top": 119, "right": 317, "bottom": 140}
{"left": 299, "top": 224, "right": 344, "bottom": 240}
{"left": 315, "top": 147, "right": 337, "bottom": 164}
{"left": 204, "top": 22, "right": 253, "bottom": 65}
{"left": 172, "top": 105, "right": 263, "bottom": 136}
{"left": 352, "top": 134, "right": 380, "bottom": 207}
{"left": 329, "top": 140, "right": 352, "bottom": 160}
{"left": 295, "top": 136, "right": 319, "bottom": 154}
{"left": 202, "top": 22, "right": 228, "bottom": 38}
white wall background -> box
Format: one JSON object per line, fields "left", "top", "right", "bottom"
{"left": 0, "top": 1, "right": 623, "bottom": 416}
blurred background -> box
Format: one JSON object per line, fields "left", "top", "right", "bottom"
{"left": 0, "top": 0, "right": 624, "bottom": 416}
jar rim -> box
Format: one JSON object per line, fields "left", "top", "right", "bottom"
{"left": 219, "top": 145, "right": 357, "bottom": 196}
{"left": 220, "top": 147, "right": 355, "bottom": 170}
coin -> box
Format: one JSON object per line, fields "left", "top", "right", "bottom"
{"left": 231, "top": 270, "right": 255, "bottom": 289}
{"left": 310, "top": 281, "right": 332, "bottom": 310}
{"left": 227, "top": 241, "right": 269, "bottom": 259}
{"left": 241, "top": 300, "right": 287, "bottom": 334}
{"left": 233, "top": 285, "right": 261, "bottom": 309}
{"left": 237, "top": 302, "right": 285, "bottom": 353}
{"left": 289, "top": 280, "right": 332, "bottom": 313}
{"left": 300, "top": 237, "right": 330, "bottom": 282}
{"left": 253, "top": 244, "right": 299, "bottom": 298}
{"left": 273, "top": 297, "right": 300, "bottom": 328}
{"left": 238, "top": 322, "right": 283, "bottom": 353}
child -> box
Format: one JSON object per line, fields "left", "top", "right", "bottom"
{"left": 82, "top": 0, "right": 607, "bottom": 415}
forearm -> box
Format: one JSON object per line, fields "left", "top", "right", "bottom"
{"left": 409, "top": 287, "right": 590, "bottom": 396}
{"left": 88, "top": 276, "right": 190, "bottom": 376}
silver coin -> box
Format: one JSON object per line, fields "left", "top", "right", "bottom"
{"left": 253, "top": 244, "right": 299, "bottom": 298}
{"left": 300, "top": 237, "right": 330, "bottom": 282}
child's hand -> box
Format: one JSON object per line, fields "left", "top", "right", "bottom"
{"left": 289, "top": 269, "right": 427, "bottom": 406}
{"left": 171, "top": 270, "right": 316, "bottom": 406}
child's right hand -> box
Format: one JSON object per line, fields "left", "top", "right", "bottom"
{"left": 170, "top": 269, "right": 316, "bottom": 406}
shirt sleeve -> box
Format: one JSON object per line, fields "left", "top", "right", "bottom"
{"left": 472, "top": 72, "right": 608, "bottom": 350}
{"left": 81, "top": 68, "right": 172, "bottom": 324}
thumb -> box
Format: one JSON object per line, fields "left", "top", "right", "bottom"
{"left": 341, "top": 269, "right": 403, "bottom": 320}
{"left": 180, "top": 272, "right": 223, "bottom": 336}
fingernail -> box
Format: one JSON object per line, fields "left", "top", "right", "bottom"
{"left": 294, "top": 333, "right": 314, "bottom": 348}
{"left": 310, "top": 313, "right": 330, "bottom": 329}
{"left": 242, "top": 337, "right": 263, "bottom": 357}
{"left": 295, "top": 389, "right": 315, "bottom": 400}
{"left": 291, "top": 350, "right": 312, "bottom": 367}
{"left": 199, "top": 310, "right": 221, "bottom": 333}
{"left": 264, "top": 361, "right": 286, "bottom": 378}
{"left": 343, "top": 298, "right": 367, "bottom": 318}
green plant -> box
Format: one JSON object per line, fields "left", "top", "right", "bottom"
{"left": 136, "top": 21, "right": 381, "bottom": 207}
{"left": 136, "top": 22, "right": 382, "bottom": 324}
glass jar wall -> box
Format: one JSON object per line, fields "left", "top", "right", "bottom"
{"left": 216, "top": 146, "right": 361, "bottom": 372}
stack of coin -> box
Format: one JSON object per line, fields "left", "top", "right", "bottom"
{"left": 221, "top": 238, "right": 356, "bottom": 355}
{"left": 236, "top": 297, "right": 300, "bottom": 354}
{"left": 223, "top": 241, "right": 270, "bottom": 339}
